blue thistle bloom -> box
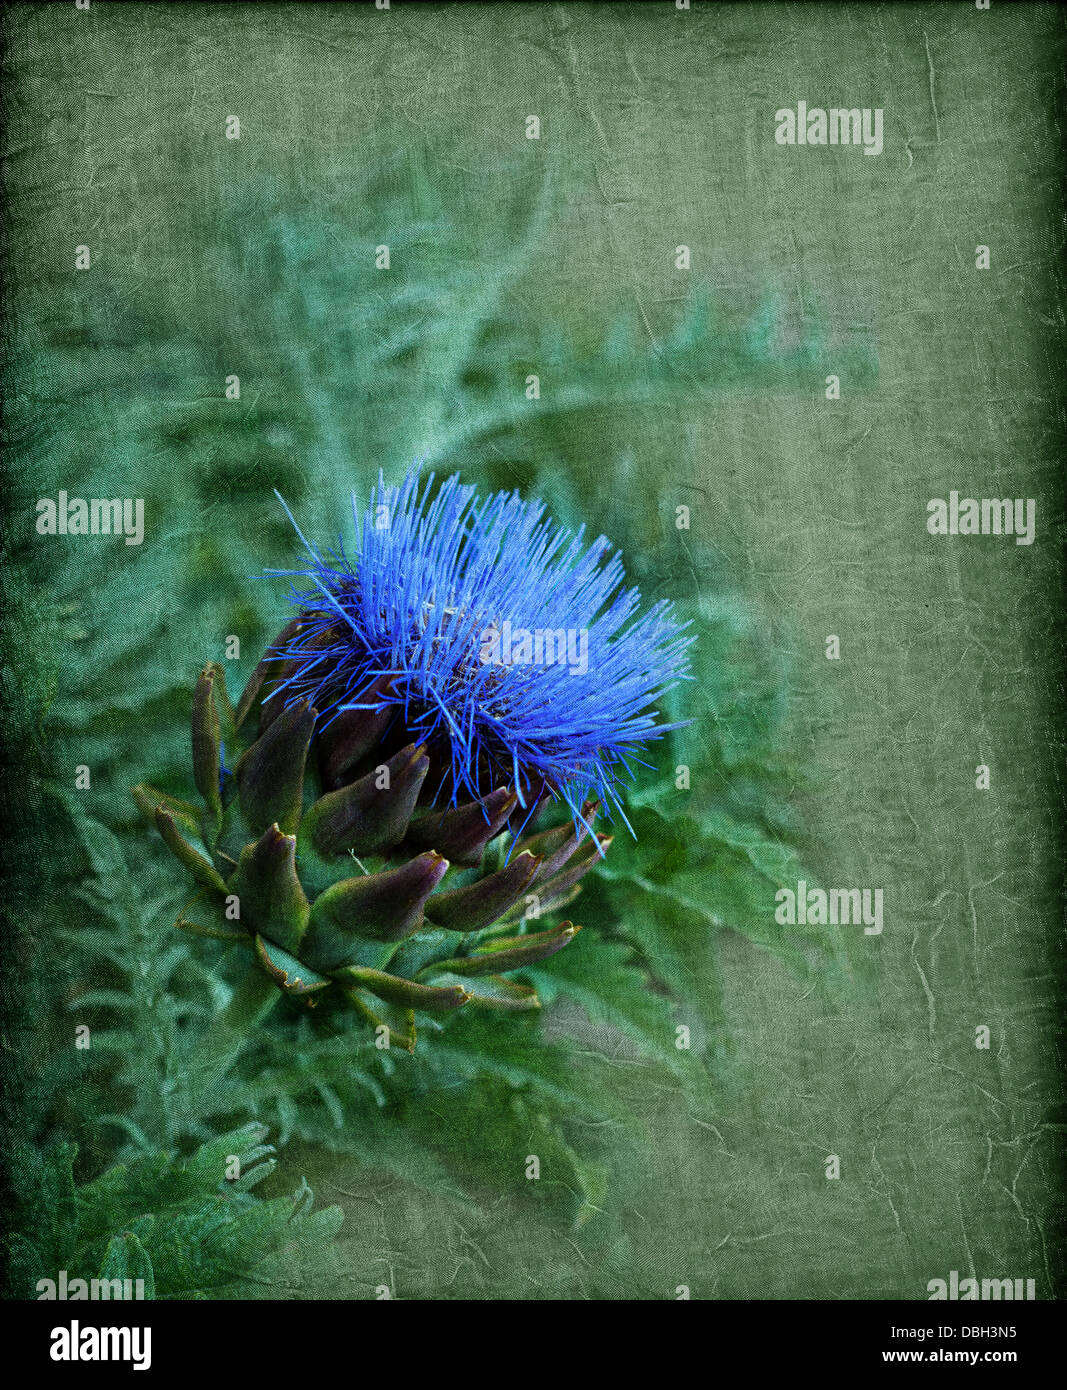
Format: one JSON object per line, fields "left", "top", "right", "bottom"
{"left": 267, "top": 469, "right": 693, "bottom": 840}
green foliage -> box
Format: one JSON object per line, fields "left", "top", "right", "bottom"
{"left": 46, "top": 796, "right": 636, "bottom": 1236}
{"left": 25, "top": 144, "right": 871, "bottom": 830}
{"left": 42, "top": 797, "right": 220, "bottom": 1165}
{"left": 528, "top": 933, "right": 683, "bottom": 1067}
{"left": 592, "top": 594, "right": 851, "bottom": 1031}
{"left": 11, "top": 148, "right": 841, "bottom": 1282}
{"left": 6, "top": 1124, "right": 343, "bottom": 1300}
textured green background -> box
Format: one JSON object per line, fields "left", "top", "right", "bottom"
{"left": 5, "top": 1, "right": 1064, "bottom": 1299}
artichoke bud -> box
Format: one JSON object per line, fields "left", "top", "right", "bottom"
{"left": 428, "top": 921, "right": 580, "bottom": 977}
{"left": 305, "top": 851, "right": 450, "bottom": 964}
{"left": 191, "top": 666, "right": 223, "bottom": 824}
{"left": 227, "top": 825, "right": 310, "bottom": 954}
{"left": 254, "top": 935, "right": 331, "bottom": 1001}
{"left": 134, "top": 628, "right": 599, "bottom": 1046}
{"left": 234, "top": 616, "right": 304, "bottom": 731}
{"left": 338, "top": 967, "right": 472, "bottom": 1014}
{"left": 317, "top": 677, "right": 396, "bottom": 788}
{"left": 234, "top": 697, "right": 315, "bottom": 836}
{"left": 132, "top": 469, "right": 693, "bottom": 1048}
{"left": 423, "top": 849, "right": 542, "bottom": 933}
{"left": 536, "top": 833, "right": 612, "bottom": 902}
{"left": 300, "top": 742, "right": 430, "bottom": 859}
{"left": 515, "top": 800, "right": 598, "bottom": 880}
{"left": 132, "top": 784, "right": 200, "bottom": 842}
{"left": 403, "top": 786, "right": 519, "bottom": 866}
{"left": 153, "top": 808, "right": 227, "bottom": 896}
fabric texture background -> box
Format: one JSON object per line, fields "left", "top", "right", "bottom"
{"left": 3, "top": 1, "right": 1063, "bottom": 1299}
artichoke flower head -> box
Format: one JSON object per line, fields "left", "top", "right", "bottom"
{"left": 134, "top": 470, "right": 692, "bottom": 1050}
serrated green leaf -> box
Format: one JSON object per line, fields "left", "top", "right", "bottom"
{"left": 526, "top": 932, "right": 688, "bottom": 1071}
